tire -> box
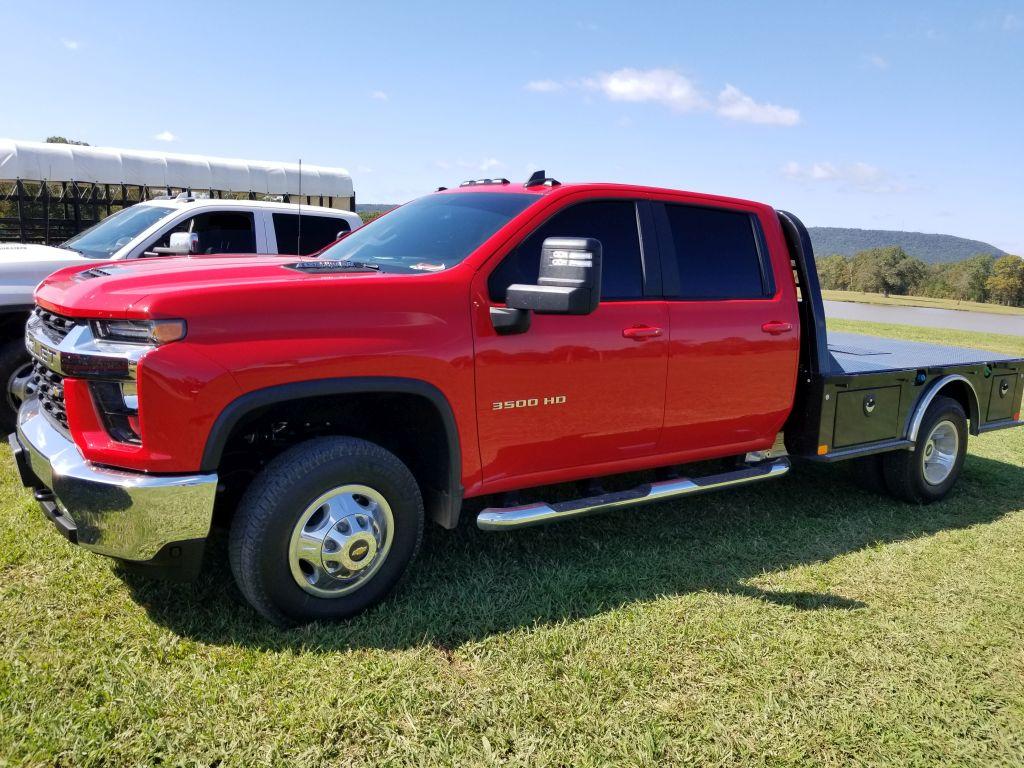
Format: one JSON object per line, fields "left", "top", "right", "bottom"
{"left": 228, "top": 437, "right": 424, "bottom": 626}
{"left": 848, "top": 453, "right": 887, "bottom": 495}
{"left": 882, "top": 396, "right": 967, "bottom": 504}
{"left": 0, "top": 337, "right": 32, "bottom": 433}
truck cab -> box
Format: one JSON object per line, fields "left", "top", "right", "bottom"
{"left": 0, "top": 198, "right": 362, "bottom": 429}
{"left": 9, "top": 174, "right": 1024, "bottom": 626}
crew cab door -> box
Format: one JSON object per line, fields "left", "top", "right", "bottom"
{"left": 473, "top": 197, "right": 668, "bottom": 487}
{"left": 653, "top": 198, "right": 800, "bottom": 456}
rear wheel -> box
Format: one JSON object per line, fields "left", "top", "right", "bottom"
{"left": 882, "top": 396, "right": 967, "bottom": 503}
{"left": 228, "top": 437, "right": 424, "bottom": 626}
{"left": 0, "top": 338, "right": 32, "bottom": 433}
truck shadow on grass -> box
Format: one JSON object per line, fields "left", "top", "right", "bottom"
{"left": 119, "top": 453, "right": 1022, "bottom": 650}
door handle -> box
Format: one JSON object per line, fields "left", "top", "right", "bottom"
{"left": 761, "top": 321, "right": 793, "bottom": 336}
{"left": 622, "top": 325, "right": 663, "bottom": 340}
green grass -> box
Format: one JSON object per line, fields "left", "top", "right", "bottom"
{"left": 2, "top": 322, "right": 1024, "bottom": 766}
{"left": 822, "top": 289, "right": 1024, "bottom": 316}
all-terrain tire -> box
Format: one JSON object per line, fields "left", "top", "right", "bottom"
{"left": 228, "top": 437, "right": 424, "bottom": 626}
{"left": 882, "top": 396, "right": 967, "bottom": 504}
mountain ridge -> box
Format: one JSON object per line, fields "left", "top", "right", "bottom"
{"left": 808, "top": 226, "right": 1007, "bottom": 264}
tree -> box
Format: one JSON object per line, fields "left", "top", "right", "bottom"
{"left": 817, "top": 254, "right": 852, "bottom": 290}
{"left": 44, "top": 136, "right": 89, "bottom": 146}
{"left": 985, "top": 255, "right": 1024, "bottom": 306}
{"left": 848, "top": 246, "right": 925, "bottom": 296}
{"left": 945, "top": 254, "right": 994, "bottom": 303}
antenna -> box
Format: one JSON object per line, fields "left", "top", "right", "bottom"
{"left": 297, "top": 159, "right": 302, "bottom": 255}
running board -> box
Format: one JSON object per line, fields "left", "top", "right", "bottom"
{"left": 476, "top": 458, "right": 791, "bottom": 531}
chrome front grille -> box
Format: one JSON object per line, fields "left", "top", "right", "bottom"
{"left": 32, "top": 307, "right": 81, "bottom": 344}
{"left": 29, "top": 362, "right": 68, "bottom": 431}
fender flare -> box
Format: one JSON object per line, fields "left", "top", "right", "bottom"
{"left": 200, "top": 376, "right": 464, "bottom": 525}
{"left": 906, "top": 374, "right": 981, "bottom": 441}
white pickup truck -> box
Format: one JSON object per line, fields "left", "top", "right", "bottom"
{"left": 0, "top": 197, "right": 362, "bottom": 429}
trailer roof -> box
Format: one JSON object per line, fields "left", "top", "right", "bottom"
{"left": 0, "top": 139, "right": 353, "bottom": 198}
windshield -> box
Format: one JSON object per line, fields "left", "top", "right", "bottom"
{"left": 318, "top": 192, "right": 536, "bottom": 272}
{"left": 61, "top": 205, "right": 174, "bottom": 259}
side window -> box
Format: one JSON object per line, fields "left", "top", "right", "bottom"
{"left": 663, "top": 204, "right": 770, "bottom": 299}
{"left": 488, "top": 200, "right": 644, "bottom": 303}
{"left": 145, "top": 211, "right": 256, "bottom": 255}
{"left": 273, "top": 214, "right": 351, "bottom": 256}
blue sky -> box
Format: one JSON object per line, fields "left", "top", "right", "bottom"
{"left": 4, "top": 1, "right": 1023, "bottom": 252}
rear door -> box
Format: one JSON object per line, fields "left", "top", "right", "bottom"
{"left": 654, "top": 198, "right": 799, "bottom": 456}
{"left": 271, "top": 213, "right": 353, "bottom": 255}
{"left": 473, "top": 196, "right": 669, "bottom": 486}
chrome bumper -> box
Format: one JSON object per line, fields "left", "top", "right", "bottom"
{"left": 12, "top": 398, "right": 218, "bottom": 564}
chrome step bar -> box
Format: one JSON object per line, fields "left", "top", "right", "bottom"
{"left": 476, "top": 457, "right": 791, "bottom": 531}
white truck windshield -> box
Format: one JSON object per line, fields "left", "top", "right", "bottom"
{"left": 61, "top": 205, "right": 174, "bottom": 259}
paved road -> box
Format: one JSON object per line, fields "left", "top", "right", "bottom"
{"left": 824, "top": 300, "right": 1024, "bottom": 337}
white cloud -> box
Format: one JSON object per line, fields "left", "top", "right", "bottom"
{"left": 716, "top": 84, "right": 800, "bottom": 126}
{"left": 479, "top": 157, "right": 502, "bottom": 172}
{"left": 782, "top": 161, "right": 901, "bottom": 192}
{"left": 1003, "top": 13, "right": 1021, "bottom": 31}
{"left": 524, "top": 79, "right": 564, "bottom": 93}
{"left": 153, "top": 130, "right": 177, "bottom": 142}
{"left": 587, "top": 68, "right": 708, "bottom": 112}
{"left": 370, "top": 90, "right": 389, "bottom": 101}
{"left": 865, "top": 53, "right": 889, "bottom": 70}
{"left": 527, "top": 67, "right": 799, "bottom": 127}
{"left": 61, "top": 38, "right": 79, "bottom": 51}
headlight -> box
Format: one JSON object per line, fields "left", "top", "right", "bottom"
{"left": 93, "top": 319, "right": 187, "bottom": 345}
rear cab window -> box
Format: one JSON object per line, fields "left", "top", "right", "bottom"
{"left": 273, "top": 214, "right": 351, "bottom": 256}
{"left": 657, "top": 202, "right": 774, "bottom": 299}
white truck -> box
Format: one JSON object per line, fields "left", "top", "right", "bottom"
{"left": 0, "top": 197, "right": 362, "bottom": 428}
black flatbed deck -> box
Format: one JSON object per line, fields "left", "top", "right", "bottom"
{"left": 827, "top": 332, "right": 1018, "bottom": 375}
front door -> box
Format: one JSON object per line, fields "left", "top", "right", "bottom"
{"left": 473, "top": 198, "right": 668, "bottom": 486}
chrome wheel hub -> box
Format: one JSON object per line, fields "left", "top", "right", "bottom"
{"left": 6, "top": 360, "right": 33, "bottom": 412}
{"left": 287, "top": 484, "right": 394, "bottom": 598}
{"left": 922, "top": 420, "right": 958, "bottom": 486}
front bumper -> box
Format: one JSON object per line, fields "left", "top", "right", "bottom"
{"left": 11, "top": 398, "right": 218, "bottom": 577}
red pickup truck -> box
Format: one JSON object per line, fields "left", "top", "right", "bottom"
{"left": 10, "top": 173, "right": 1024, "bottom": 625}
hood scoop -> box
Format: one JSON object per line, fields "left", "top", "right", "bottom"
{"left": 75, "top": 267, "right": 114, "bottom": 281}
{"left": 284, "top": 260, "right": 380, "bottom": 274}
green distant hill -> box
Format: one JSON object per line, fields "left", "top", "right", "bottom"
{"left": 808, "top": 227, "right": 1007, "bottom": 264}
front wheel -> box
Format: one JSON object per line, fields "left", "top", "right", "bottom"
{"left": 882, "top": 396, "right": 967, "bottom": 503}
{"left": 229, "top": 437, "right": 424, "bottom": 626}
{"left": 0, "top": 338, "right": 32, "bottom": 433}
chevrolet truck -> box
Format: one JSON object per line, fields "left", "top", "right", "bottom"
{"left": 9, "top": 173, "right": 1024, "bottom": 626}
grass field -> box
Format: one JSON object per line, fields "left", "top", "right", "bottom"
{"left": 822, "top": 289, "right": 1024, "bottom": 316}
{"left": 2, "top": 321, "right": 1023, "bottom": 766}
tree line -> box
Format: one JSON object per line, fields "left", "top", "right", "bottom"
{"left": 818, "top": 247, "right": 1024, "bottom": 307}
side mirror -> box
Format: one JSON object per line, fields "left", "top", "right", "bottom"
{"left": 153, "top": 232, "right": 198, "bottom": 256}
{"left": 506, "top": 237, "right": 602, "bottom": 315}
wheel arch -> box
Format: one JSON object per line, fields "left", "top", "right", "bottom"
{"left": 907, "top": 374, "right": 980, "bottom": 441}
{"left": 202, "top": 377, "right": 464, "bottom": 528}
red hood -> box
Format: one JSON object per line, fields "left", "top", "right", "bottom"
{"left": 35, "top": 255, "right": 388, "bottom": 318}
